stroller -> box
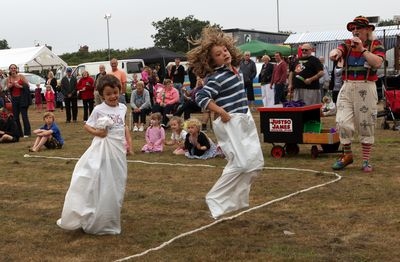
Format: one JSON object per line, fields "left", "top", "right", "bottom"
{"left": 378, "top": 75, "right": 400, "bottom": 130}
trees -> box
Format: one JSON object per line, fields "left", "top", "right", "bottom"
{"left": 151, "top": 15, "right": 220, "bottom": 53}
{"left": 377, "top": 19, "right": 399, "bottom": 27}
{"left": 0, "top": 39, "right": 10, "bottom": 49}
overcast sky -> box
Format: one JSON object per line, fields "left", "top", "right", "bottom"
{"left": 2, "top": 0, "right": 398, "bottom": 55}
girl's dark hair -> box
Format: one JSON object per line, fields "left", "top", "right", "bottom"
{"left": 96, "top": 74, "right": 121, "bottom": 96}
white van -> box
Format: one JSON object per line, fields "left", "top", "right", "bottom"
{"left": 72, "top": 59, "right": 145, "bottom": 81}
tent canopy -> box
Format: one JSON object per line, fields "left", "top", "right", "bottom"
{"left": 130, "top": 47, "right": 186, "bottom": 68}
{"left": 238, "top": 40, "right": 293, "bottom": 57}
{"left": 0, "top": 46, "right": 68, "bottom": 72}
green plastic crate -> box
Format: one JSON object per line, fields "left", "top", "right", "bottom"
{"left": 303, "top": 121, "right": 322, "bottom": 133}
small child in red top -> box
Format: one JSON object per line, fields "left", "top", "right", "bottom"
{"left": 44, "top": 85, "right": 55, "bottom": 112}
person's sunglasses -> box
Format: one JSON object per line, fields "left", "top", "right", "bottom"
{"left": 301, "top": 49, "right": 310, "bottom": 52}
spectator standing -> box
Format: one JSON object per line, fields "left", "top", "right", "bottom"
{"left": 0, "top": 69, "right": 7, "bottom": 90}
{"left": 169, "top": 57, "right": 186, "bottom": 105}
{"left": 288, "top": 43, "right": 324, "bottom": 105}
{"left": 61, "top": 67, "right": 78, "bottom": 123}
{"left": 319, "top": 56, "right": 331, "bottom": 99}
{"left": 270, "top": 52, "right": 288, "bottom": 104}
{"left": 329, "top": 15, "right": 385, "bottom": 172}
{"left": 77, "top": 70, "right": 95, "bottom": 122}
{"left": 109, "top": 58, "right": 128, "bottom": 104}
{"left": 94, "top": 64, "right": 106, "bottom": 106}
{"left": 6, "top": 64, "right": 31, "bottom": 137}
{"left": 239, "top": 51, "right": 257, "bottom": 111}
{"left": 46, "top": 71, "right": 58, "bottom": 109}
{"left": 155, "top": 63, "right": 165, "bottom": 83}
{"left": 258, "top": 55, "right": 274, "bottom": 106}
{"left": 330, "top": 62, "right": 344, "bottom": 103}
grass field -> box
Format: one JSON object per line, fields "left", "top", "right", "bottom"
{"left": 1, "top": 105, "right": 400, "bottom": 262}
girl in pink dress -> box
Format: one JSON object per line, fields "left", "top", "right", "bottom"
{"left": 44, "top": 85, "right": 55, "bottom": 112}
{"left": 141, "top": 112, "right": 165, "bottom": 153}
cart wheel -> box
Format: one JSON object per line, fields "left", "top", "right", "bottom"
{"left": 271, "top": 145, "right": 285, "bottom": 158}
{"left": 285, "top": 143, "right": 300, "bottom": 156}
{"left": 321, "top": 142, "right": 340, "bottom": 153}
{"left": 311, "top": 145, "right": 319, "bottom": 159}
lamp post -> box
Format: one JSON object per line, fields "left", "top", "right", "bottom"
{"left": 104, "top": 13, "right": 112, "bottom": 60}
{"left": 276, "top": 0, "right": 280, "bottom": 32}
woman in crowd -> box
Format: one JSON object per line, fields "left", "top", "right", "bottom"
{"left": 77, "top": 70, "right": 95, "bottom": 122}
{"left": 6, "top": 64, "right": 31, "bottom": 137}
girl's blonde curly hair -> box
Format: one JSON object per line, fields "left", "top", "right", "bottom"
{"left": 186, "top": 26, "right": 243, "bottom": 78}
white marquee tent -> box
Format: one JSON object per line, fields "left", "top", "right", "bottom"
{"left": 0, "top": 46, "right": 67, "bottom": 72}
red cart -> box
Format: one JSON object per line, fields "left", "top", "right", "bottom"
{"left": 257, "top": 104, "right": 340, "bottom": 158}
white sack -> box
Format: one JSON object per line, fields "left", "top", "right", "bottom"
{"left": 206, "top": 111, "right": 264, "bottom": 219}
{"left": 57, "top": 117, "right": 127, "bottom": 235}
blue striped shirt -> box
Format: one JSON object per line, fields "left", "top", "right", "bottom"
{"left": 195, "top": 66, "right": 248, "bottom": 114}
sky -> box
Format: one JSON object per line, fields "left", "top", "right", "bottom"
{"left": 1, "top": 0, "right": 399, "bottom": 55}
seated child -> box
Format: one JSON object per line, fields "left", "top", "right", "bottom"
{"left": 184, "top": 118, "right": 223, "bottom": 159}
{"left": 0, "top": 110, "right": 19, "bottom": 143}
{"left": 321, "top": 95, "right": 337, "bottom": 117}
{"left": 29, "top": 112, "right": 64, "bottom": 152}
{"left": 141, "top": 112, "right": 165, "bottom": 153}
{"left": 165, "top": 116, "right": 187, "bottom": 155}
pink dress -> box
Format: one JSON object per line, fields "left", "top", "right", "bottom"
{"left": 141, "top": 126, "right": 165, "bottom": 152}
{"left": 45, "top": 90, "right": 55, "bottom": 111}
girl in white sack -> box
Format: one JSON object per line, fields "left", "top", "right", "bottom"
{"left": 57, "top": 74, "right": 132, "bottom": 235}
{"left": 188, "top": 27, "right": 264, "bottom": 219}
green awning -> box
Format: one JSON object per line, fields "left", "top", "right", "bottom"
{"left": 238, "top": 40, "right": 293, "bottom": 57}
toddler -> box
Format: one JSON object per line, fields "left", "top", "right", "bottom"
{"left": 165, "top": 116, "right": 187, "bottom": 155}
{"left": 141, "top": 112, "right": 165, "bottom": 153}
{"left": 321, "top": 95, "right": 336, "bottom": 116}
{"left": 184, "top": 118, "right": 222, "bottom": 159}
{"left": 44, "top": 85, "right": 55, "bottom": 112}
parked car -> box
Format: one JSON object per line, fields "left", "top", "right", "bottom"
{"left": 20, "top": 73, "right": 46, "bottom": 99}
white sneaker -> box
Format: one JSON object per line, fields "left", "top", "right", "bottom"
{"left": 139, "top": 126, "right": 144, "bottom": 132}
{"left": 133, "top": 126, "right": 139, "bottom": 132}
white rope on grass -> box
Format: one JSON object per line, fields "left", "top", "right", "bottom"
{"left": 114, "top": 167, "right": 342, "bottom": 261}
{"left": 23, "top": 154, "right": 342, "bottom": 261}
{"left": 23, "top": 154, "right": 216, "bottom": 168}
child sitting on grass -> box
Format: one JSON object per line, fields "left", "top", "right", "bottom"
{"left": 165, "top": 116, "right": 187, "bottom": 155}
{"left": 141, "top": 112, "right": 165, "bottom": 153}
{"left": 29, "top": 112, "right": 64, "bottom": 152}
{"left": 184, "top": 118, "right": 222, "bottom": 159}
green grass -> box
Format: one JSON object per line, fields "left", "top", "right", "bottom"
{"left": 1, "top": 106, "right": 400, "bottom": 261}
